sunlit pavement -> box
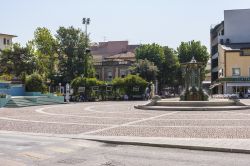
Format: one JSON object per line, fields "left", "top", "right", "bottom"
{"left": 2, "top": 100, "right": 250, "bottom": 138}
{"left": 2, "top": 100, "right": 250, "bottom": 165}
{"left": 2, "top": 132, "right": 250, "bottom": 166}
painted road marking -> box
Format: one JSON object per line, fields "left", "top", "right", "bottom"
{"left": 81, "top": 111, "right": 179, "bottom": 135}
{"left": 0, "top": 117, "right": 112, "bottom": 126}
{"left": 35, "top": 107, "right": 140, "bottom": 120}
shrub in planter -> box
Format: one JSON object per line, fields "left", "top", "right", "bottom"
{"left": 112, "top": 75, "right": 147, "bottom": 99}
{"left": 112, "top": 77, "right": 126, "bottom": 100}
{"left": 25, "top": 73, "right": 46, "bottom": 92}
{"left": 123, "top": 75, "right": 147, "bottom": 98}
{"left": 71, "top": 77, "right": 104, "bottom": 100}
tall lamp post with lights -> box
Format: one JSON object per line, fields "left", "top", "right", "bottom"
{"left": 82, "top": 18, "right": 91, "bottom": 77}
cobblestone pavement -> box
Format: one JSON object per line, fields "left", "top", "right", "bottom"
{"left": 1, "top": 100, "right": 250, "bottom": 138}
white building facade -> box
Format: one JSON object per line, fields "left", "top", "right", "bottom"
{"left": 0, "top": 33, "right": 17, "bottom": 51}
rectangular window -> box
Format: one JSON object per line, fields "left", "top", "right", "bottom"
{"left": 7, "top": 39, "right": 10, "bottom": 45}
{"left": 108, "top": 71, "right": 112, "bottom": 80}
{"left": 95, "top": 73, "right": 100, "bottom": 79}
{"left": 120, "top": 70, "right": 126, "bottom": 78}
{"left": 232, "top": 68, "right": 240, "bottom": 76}
{"left": 3, "top": 38, "right": 6, "bottom": 45}
{"left": 219, "top": 68, "right": 224, "bottom": 77}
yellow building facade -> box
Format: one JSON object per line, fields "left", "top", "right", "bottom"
{"left": 217, "top": 44, "right": 250, "bottom": 97}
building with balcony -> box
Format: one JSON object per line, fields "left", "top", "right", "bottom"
{"left": 0, "top": 33, "right": 17, "bottom": 51}
{"left": 210, "top": 9, "right": 250, "bottom": 95}
{"left": 91, "top": 41, "right": 139, "bottom": 81}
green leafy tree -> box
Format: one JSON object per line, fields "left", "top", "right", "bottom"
{"left": 177, "top": 40, "right": 209, "bottom": 80}
{"left": 161, "top": 46, "right": 180, "bottom": 87}
{"left": 135, "top": 43, "right": 165, "bottom": 68}
{"left": 135, "top": 43, "right": 181, "bottom": 91}
{"left": 177, "top": 40, "right": 209, "bottom": 67}
{"left": 0, "top": 43, "right": 36, "bottom": 77}
{"left": 135, "top": 43, "right": 164, "bottom": 90}
{"left": 129, "top": 59, "right": 158, "bottom": 82}
{"left": 56, "top": 26, "right": 95, "bottom": 83}
{"left": 33, "top": 27, "right": 58, "bottom": 78}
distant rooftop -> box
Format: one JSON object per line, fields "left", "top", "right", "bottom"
{"left": 91, "top": 41, "right": 139, "bottom": 58}
{"left": 221, "top": 43, "right": 250, "bottom": 51}
{"left": 0, "top": 33, "right": 17, "bottom": 37}
{"left": 225, "top": 8, "right": 250, "bottom": 12}
{"left": 105, "top": 52, "right": 135, "bottom": 60}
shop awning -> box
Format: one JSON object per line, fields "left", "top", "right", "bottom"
{"left": 227, "top": 82, "right": 250, "bottom": 87}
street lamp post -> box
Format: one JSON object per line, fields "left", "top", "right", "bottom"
{"left": 82, "top": 18, "right": 90, "bottom": 37}
{"left": 82, "top": 18, "right": 91, "bottom": 77}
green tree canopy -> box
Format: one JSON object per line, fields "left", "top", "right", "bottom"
{"left": 129, "top": 59, "right": 158, "bottom": 82}
{"left": 135, "top": 43, "right": 181, "bottom": 90}
{"left": 161, "top": 46, "right": 180, "bottom": 87}
{"left": 33, "top": 27, "right": 58, "bottom": 78}
{"left": 135, "top": 43, "right": 165, "bottom": 68}
{"left": 177, "top": 40, "right": 209, "bottom": 81}
{"left": 0, "top": 43, "right": 36, "bottom": 77}
{"left": 177, "top": 40, "right": 209, "bottom": 66}
{"left": 56, "top": 26, "right": 95, "bottom": 83}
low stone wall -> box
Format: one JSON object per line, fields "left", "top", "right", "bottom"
{"left": 47, "top": 94, "right": 65, "bottom": 103}
{"left": 25, "top": 92, "right": 43, "bottom": 96}
{"left": 0, "top": 95, "right": 11, "bottom": 107}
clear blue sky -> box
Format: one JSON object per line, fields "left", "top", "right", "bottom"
{"left": 1, "top": 0, "right": 249, "bottom": 49}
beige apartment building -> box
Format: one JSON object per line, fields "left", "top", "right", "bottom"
{"left": 210, "top": 9, "right": 250, "bottom": 96}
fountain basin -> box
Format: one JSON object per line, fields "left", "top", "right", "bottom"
{"left": 135, "top": 99, "right": 250, "bottom": 111}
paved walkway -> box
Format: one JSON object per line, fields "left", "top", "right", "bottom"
{"left": 1, "top": 99, "right": 250, "bottom": 153}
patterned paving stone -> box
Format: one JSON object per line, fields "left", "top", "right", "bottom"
{"left": 1, "top": 101, "right": 250, "bottom": 138}
{"left": 0, "top": 120, "right": 106, "bottom": 134}
{"left": 91, "top": 126, "right": 250, "bottom": 138}
{"left": 132, "top": 119, "right": 250, "bottom": 127}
